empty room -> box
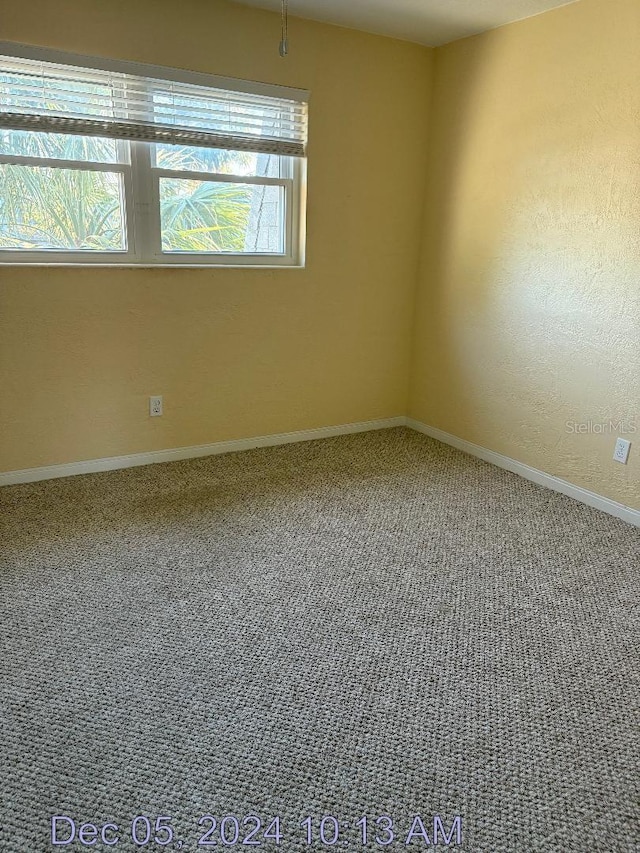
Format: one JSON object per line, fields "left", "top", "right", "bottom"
{"left": 0, "top": 0, "right": 638, "bottom": 850}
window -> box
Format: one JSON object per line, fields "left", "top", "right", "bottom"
{"left": 0, "top": 45, "right": 308, "bottom": 266}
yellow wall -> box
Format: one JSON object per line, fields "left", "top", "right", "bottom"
{"left": 2, "top": 0, "right": 638, "bottom": 513}
{"left": 409, "top": 0, "right": 640, "bottom": 510}
{"left": 0, "top": 0, "right": 433, "bottom": 470}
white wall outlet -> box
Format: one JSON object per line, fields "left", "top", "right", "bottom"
{"left": 149, "top": 395, "right": 163, "bottom": 417}
{"left": 613, "top": 437, "right": 631, "bottom": 465}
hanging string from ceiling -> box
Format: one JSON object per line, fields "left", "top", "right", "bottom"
{"left": 279, "top": 0, "right": 289, "bottom": 57}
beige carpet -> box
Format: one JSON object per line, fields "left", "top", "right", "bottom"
{"left": 1, "top": 427, "right": 638, "bottom": 852}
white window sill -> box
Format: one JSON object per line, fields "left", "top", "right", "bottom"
{"left": 0, "top": 262, "right": 305, "bottom": 270}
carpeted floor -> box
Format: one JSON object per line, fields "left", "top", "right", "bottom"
{"left": 1, "top": 427, "right": 638, "bottom": 852}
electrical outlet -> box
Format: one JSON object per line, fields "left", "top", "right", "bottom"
{"left": 149, "top": 395, "right": 163, "bottom": 417}
{"left": 613, "top": 437, "right": 631, "bottom": 465}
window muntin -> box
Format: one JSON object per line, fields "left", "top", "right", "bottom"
{"left": 0, "top": 48, "right": 307, "bottom": 266}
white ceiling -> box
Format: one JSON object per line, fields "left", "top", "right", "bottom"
{"left": 234, "top": 0, "right": 580, "bottom": 47}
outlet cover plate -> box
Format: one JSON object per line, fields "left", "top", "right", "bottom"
{"left": 613, "top": 437, "right": 631, "bottom": 464}
{"left": 149, "top": 395, "right": 163, "bottom": 417}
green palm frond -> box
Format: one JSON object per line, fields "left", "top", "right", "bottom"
{"left": 160, "top": 180, "right": 252, "bottom": 252}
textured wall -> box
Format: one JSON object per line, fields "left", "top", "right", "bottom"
{"left": 409, "top": 0, "right": 640, "bottom": 509}
{"left": 2, "top": 0, "right": 638, "bottom": 514}
{"left": 0, "top": 0, "right": 433, "bottom": 471}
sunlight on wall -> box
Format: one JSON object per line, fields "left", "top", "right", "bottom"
{"left": 410, "top": 0, "right": 640, "bottom": 509}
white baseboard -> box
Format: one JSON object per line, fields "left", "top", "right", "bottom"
{"left": 406, "top": 418, "right": 640, "bottom": 528}
{"left": 0, "top": 416, "right": 406, "bottom": 486}
{"left": 3, "top": 415, "right": 637, "bottom": 528}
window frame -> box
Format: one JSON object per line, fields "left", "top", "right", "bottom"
{"left": 0, "top": 45, "right": 307, "bottom": 268}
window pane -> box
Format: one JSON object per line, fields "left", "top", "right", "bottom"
{"left": 0, "top": 129, "right": 123, "bottom": 163}
{"left": 153, "top": 144, "right": 287, "bottom": 178}
{"left": 159, "top": 178, "right": 284, "bottom": 254}
{"left": 0, "top": 164, "right": 126, "bottom": 250}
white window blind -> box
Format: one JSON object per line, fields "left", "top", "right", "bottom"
{"left": 0, "top": 51, "right": 308, "bottom": 157}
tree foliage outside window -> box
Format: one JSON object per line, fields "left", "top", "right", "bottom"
{"left": 0, "top": 131, "right": 281, "bottom": 253}
{"left": 155, "top": 145, "right": 282, "bottom": 254}
{"left": 0, "top": 132, "right": 125, "bottom": 250}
